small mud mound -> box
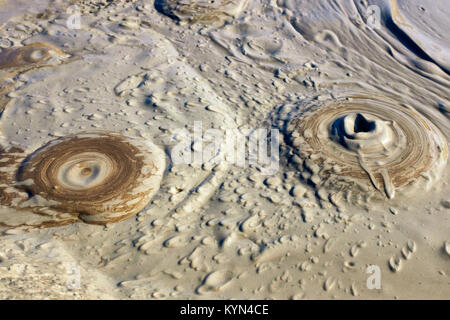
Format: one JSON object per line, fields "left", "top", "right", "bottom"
{"left": 0, "top": 132, "right": 165, "bottom": 228}
{"left": 0, "top": 42, "right": 64, "bottom": 70}
{"left": 279, "top": 95, "right": 448, "bottom": 202}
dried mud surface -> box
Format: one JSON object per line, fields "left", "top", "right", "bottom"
{"left": 0, "top": 0, "right": 448, "bottom": 299}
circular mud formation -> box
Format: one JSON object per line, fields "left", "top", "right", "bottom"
{"left": 0, "top": 43, "right": 64, "bottom": 70}
{"left": 155, "top": 0, "right": 247, "bottom": 24}
{"left": 282, "top": 95, "right": 448, "bottom": 202}
{"left": 0, "top": 43, "right": 66, "bottom": 114}
{"left": 0, "top": 132, "right": 165, "bottom": 227}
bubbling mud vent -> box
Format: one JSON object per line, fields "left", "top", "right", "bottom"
{"left": 278, "top": 95, "right": 448, "bottom": 204}
{"left": 0, "top": 43, "right": 64, "bottom": 70}
{"left": 0, "top": 43, "right": 68, "bottom": 113}
{"left": 155, "top": 0, "right": 247, "bottom": 24}
{"left": 0, "top": 132, "right": 165, "bottom": 228}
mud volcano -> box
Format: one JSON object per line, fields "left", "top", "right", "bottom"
{"left": 0, "top": 43, "right": 66, "bottom": 114}
{"left": 286, "top": 96, "right": 448, "bottom": 201}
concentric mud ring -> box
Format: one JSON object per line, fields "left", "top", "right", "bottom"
{"left": 16, "top": 132, "right": 165, "bottom": 224}
{"left": 284, "top": 95, "right": 448, "bottom": 200}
